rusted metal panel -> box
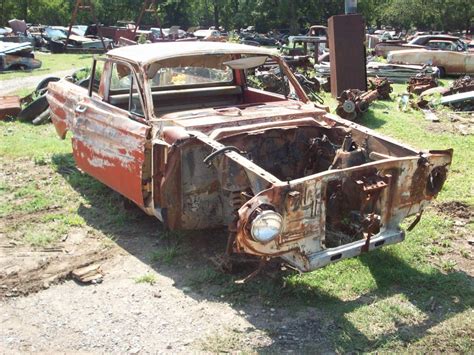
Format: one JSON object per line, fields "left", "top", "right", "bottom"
{"left": 235, "top": 151, "right": 452, "bottom": 272}
{"left": 328, "top": 14, "right": 367, "bottom": 97}
{"left": 47, "top": 81, "right": 149, "bottom": 206}
{"left": 388, "top": 49, "right": 474, "bottom": 75}
{"left": 46, "top": 42, "right": 453, "bottom": 273}
{"left": 0, "top": 96, "right": 21, "bottom": 120}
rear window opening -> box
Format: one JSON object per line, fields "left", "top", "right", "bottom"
{"left": 148, "top": 66, "right": 234, "bottom": 89}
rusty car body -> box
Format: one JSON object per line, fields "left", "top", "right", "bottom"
{"left": 375, "top": 34, "right": 467, "bottom": 58}
{"left": 388, "top": 48, "right": 474, "bottom": 76}
{"left": 46, "top": 42, "right": 452, "bottom": 272}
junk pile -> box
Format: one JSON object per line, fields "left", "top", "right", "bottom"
{"left": 407, "top": 74, "right": 438, "bottom": 95}
{"left": 450, "top": 75, "right": 474, "bottom": 94}
{"left": 0, "top": 19, "right": 35, "bottom": 45}
{"left": 254, "top": 67, "right": 323, "bottom": 103}
{"left": 398, "top": 74, "right": 474, "bottom": 135}
{"left": 366, "top": 63, "right": 439, "bottom": 83}
{"left": 43, "top": 26, "right": 112, "bottom": 54}
{"left": 314, "top": 61, "right": 439, "bottom": 87}
{"left": 5, "top": 68, "right": 94, "bottom": 125}
{"left": 0, "top": 42, "right": 41, "bottom": 71}
{"left": 416, "top": 75, "right": 474, "bottom": 112}
{"left": 15, "top": 76, "right": 59, "bottom": 125}
{"left": 335, "top": 77, "right": 393, "bottom": 121}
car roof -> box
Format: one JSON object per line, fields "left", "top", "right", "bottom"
{"left": 415, "top": 34, "right": 459, "bottom": 40}
{"left": 428, "top": 40, "right": 455, "bottom": 43}
{"left": 107, "top": 42, "right": 277, "bottom": 66}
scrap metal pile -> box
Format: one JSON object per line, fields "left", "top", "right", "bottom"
{"left": 0, "top": 69, "right": 93, "bottom": 124}
{"left": 395, "top": 74, "right": 474, "bottom": 135}
{"left": 335, "top": 78, "right": 393, "bottom": 121}
{"left": 415, "top": 75, "right": 474, "bottom": 112}
{"left": 407, "top": 74, "right": 438, "bottom": 95}
{"left": 0, "top": 42, "right": 41, "bottom": 71}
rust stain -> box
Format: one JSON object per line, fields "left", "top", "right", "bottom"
{"left": 45, "top": 42, "right": 453, "bottom": 273}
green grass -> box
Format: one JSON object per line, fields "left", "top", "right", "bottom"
{"left": 321, "top": 83, "right": 474, "bottom": 205}
{"left": 10, "top": 87, "right": 37, "bottom": 98}
{"left": 0, "top": 121, "right": 71, "bottom": 158}
{"left": 0, "top": 121, "right": 133, "bottom": 248}
{"left": 0, "top": 53, "right": 94, "bottom": 81}
{"left": 0, "top": 82, "right": 472, "bottom": 352}
{"left": 23, "top": 231, "right": 58, "bottom": 247}
{"left": 134, "top": 273, "right": 157, "bottom": 285}
{"left": 150, "top": 243, "right": 182, "bottom": 264}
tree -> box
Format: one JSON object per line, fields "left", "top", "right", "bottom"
{"left": 0, "top": 0, "right": 471, "bottom": 34}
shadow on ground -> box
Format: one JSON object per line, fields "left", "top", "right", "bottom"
{"left": 52, "top": 153, "right": 473, "bottom": 352}
{"left": 359, "top": 101, "right": 392, "bottom": 129}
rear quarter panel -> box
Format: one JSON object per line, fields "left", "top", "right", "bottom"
{"left": 388, "top": 49, "right": 471, "bottom": 74}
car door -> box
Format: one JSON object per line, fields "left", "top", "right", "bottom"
{"left": 71, "top": 60, "right": 150, "bottom": 207}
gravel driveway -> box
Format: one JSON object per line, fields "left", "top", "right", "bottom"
{"left": 0, "top": 69, "right": 76, "bottom": 95}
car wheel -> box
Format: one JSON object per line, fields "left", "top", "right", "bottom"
{"left": 36, "top": 76, "right": 60, "bottom": 92}
{"left": 76, "top": 78, "right": 90, "bottom": 88}
{"left": 18, "top": 94, "right": 49, "bottom": 122}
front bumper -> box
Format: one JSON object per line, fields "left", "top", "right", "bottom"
{"left": 281, "top": 229, "right": 404, "bottom": 272}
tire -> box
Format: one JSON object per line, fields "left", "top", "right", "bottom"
{"left": 18, "top": 94, "right": 49, "bottom": 122}
{"left": 35, "top": 76, "right": 60, "bottom": 92}
{"left": 76, "top": 78, "right": 90, "bottom": 88}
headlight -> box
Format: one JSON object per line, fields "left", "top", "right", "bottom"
{"left": 250, "top": 210, "right": 283, "bottom": 243}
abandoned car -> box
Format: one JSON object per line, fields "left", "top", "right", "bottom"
{"left": 46, "top": 42, "right": 452, "bottom": 272}
{"left": 388, "top": 47, "right": 474, "bottom": 76}
{"left": 374, "top": 34, "right": 468, "bottom": 58}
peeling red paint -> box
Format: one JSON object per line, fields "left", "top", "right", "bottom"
{"left": 46, "top": 43, "right": 453, "bottom": 272}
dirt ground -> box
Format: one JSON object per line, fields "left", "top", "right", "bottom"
{"left": 1, "top": 159, "right": 472, "bottom": 354}
{"left": 1, "top": 74, "right": 472, "bottom": 353}
{"left": 0, "top": 156, "right": 336, "bottom": 353}
{"left": 0, "top": 69, "right": 76, "bottom": 95}
{"left": 0, "top": 206, "right": 333, "bottom": 353}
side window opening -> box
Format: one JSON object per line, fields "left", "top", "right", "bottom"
{"left": 129, "top": 76, "right": 144, "bottom": 116}
{"left": 109, "top": 62, "right": 145, "bottom": 117}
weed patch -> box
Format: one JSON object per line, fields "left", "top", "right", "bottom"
{"left": 134, "top": 273, "right": 157, "bottom": 285}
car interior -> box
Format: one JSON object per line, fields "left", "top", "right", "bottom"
{"left": 106, "top": 54, "right": 294, "bottom": 116}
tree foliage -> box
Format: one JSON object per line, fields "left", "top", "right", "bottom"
{"left": 1, "top": 0, "right": 472, "bottom": 33}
